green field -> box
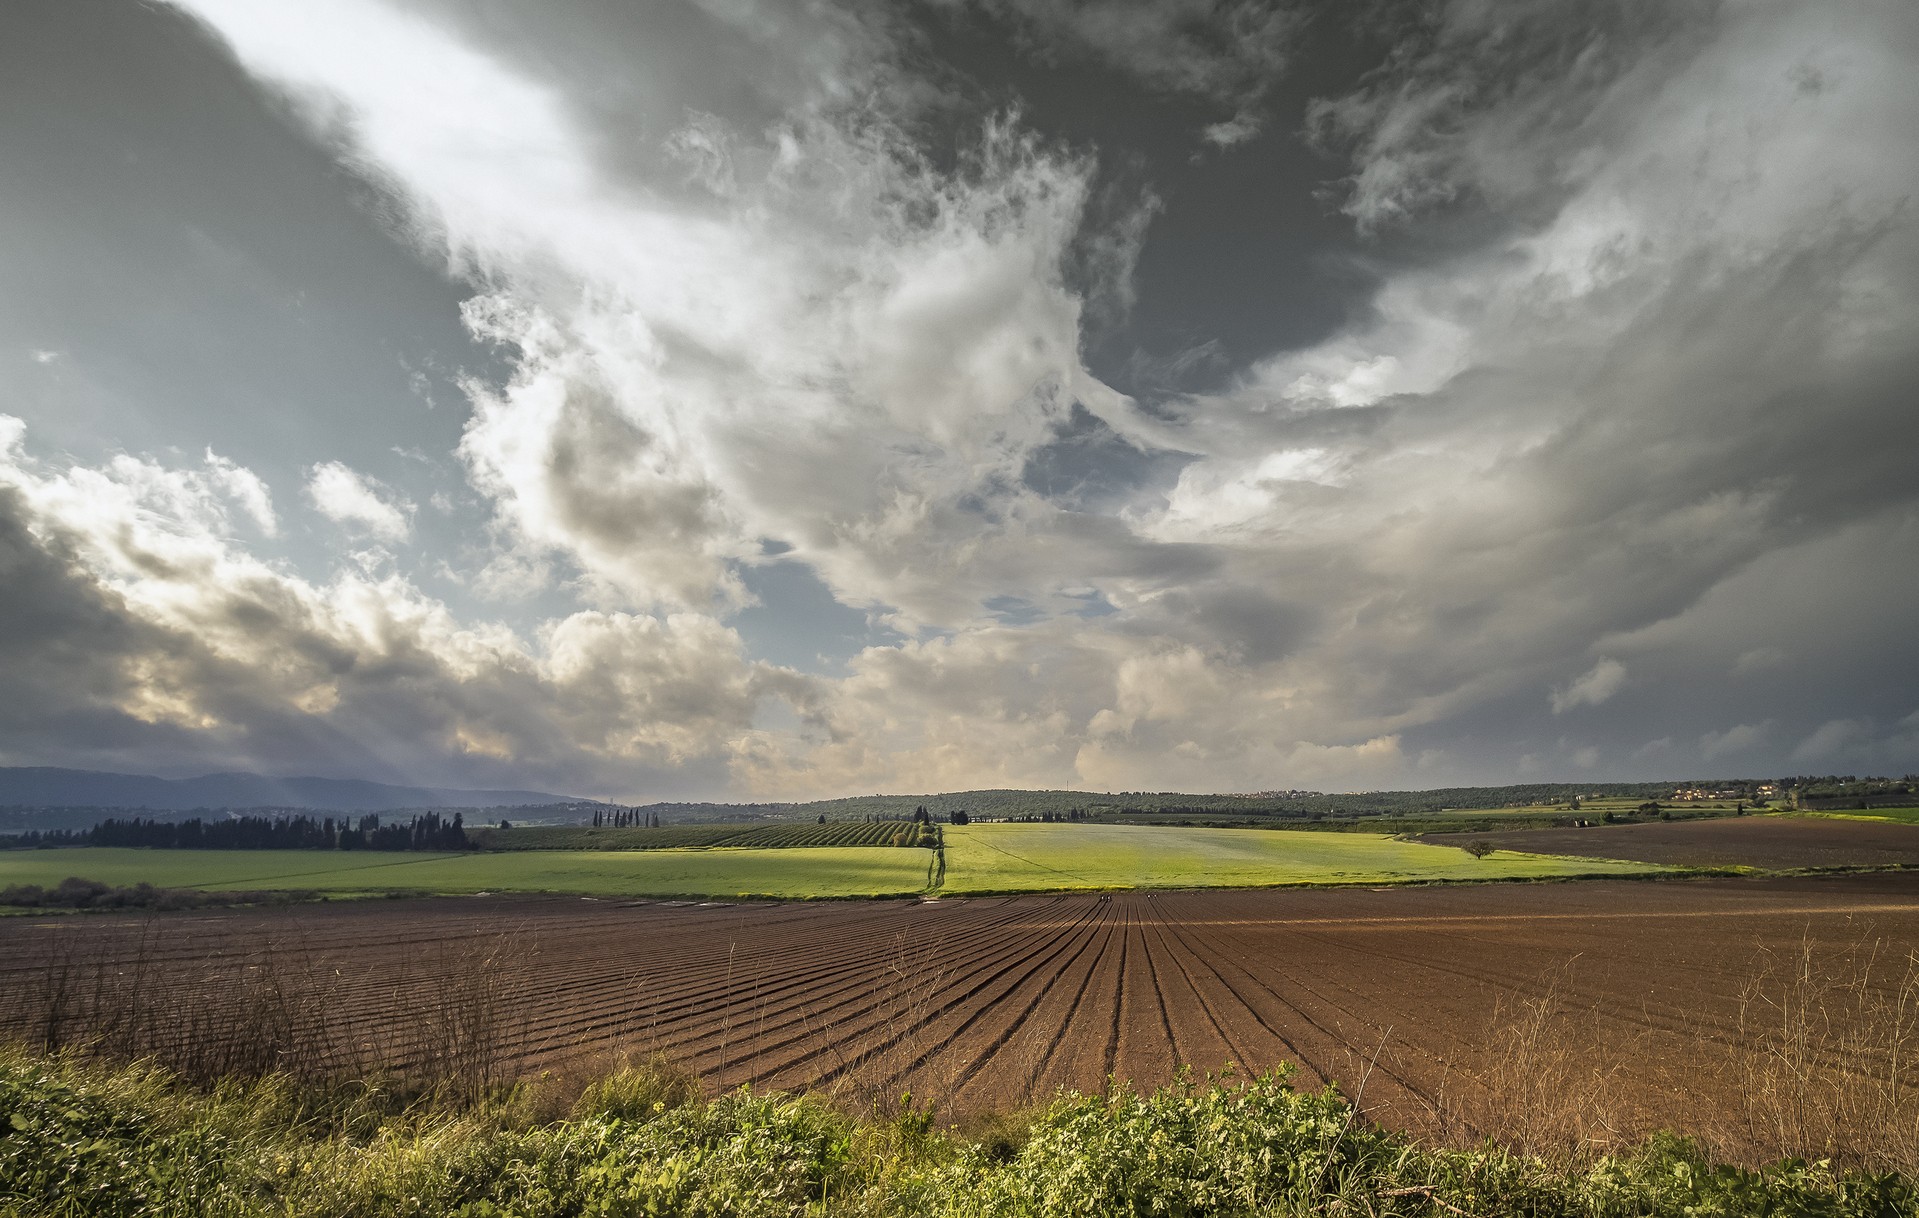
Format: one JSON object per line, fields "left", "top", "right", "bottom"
{"left": 1797, "top": 807, "right": 1919, "bottom": 826}
{"left": 469, "top": 821, "right": 926, "bottom": 851}
{"left": 0, "top": 846, "right": 937, "bottom": 900}
{"left": 940, "top": 823, "right": 1665, "bottom": 892}
{"left": 0, "top": 822, "right": 1673, "bottom": 901}
{"left": 1421, "top": 796, "right": 1747, "bottom": 819}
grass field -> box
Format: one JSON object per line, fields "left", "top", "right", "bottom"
{"left": 0, "top": 823, "right": 1672, "bottom": 900}
{"left": 1419, "top": 796, "right": 1748, "bottom": 819}
{"left": 469, "top": 821, "right": 924, "bottom": 851}
{"left": 939, "top": 822, "right": 1667, "bottom": 892}
{"left": 0, "top": 846, "right": 937, "bottom": 899}
{"left": 1799, "top": 807, "right": 1919, "bottom": 825}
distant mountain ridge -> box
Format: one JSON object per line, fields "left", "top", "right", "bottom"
{"left": 0, "top": 767, "right": 586, "bottom": 812}
{"left": 627, "top": 782, "right": 1685, "bottom": 823}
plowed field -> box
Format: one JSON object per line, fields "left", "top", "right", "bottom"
{"left": 3, "top": 873, "right": 1916, "bottom": 1148}
{"left": 1418, "top": 814, "right": 1919, "bottom": 870}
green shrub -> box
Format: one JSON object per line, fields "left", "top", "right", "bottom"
{"left": 570, "top": 1057, "right": 700, "bottom": 1123}
{"left": 3, "top": 1048, "right": 1913, "bottom": 1217}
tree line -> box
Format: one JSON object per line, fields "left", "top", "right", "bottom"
{"left": 592, "top": 808, "right": 660, "bottom": 828}
{"left": 3, "top": 812, "right": 471, "bottom": 851}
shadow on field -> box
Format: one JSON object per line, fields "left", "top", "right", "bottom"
{"left": 4, "top": 915, "right": 1917, "bottom": 1172}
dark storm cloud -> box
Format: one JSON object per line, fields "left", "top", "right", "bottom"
{"left": 0, "top": 0, "right": 1911, "bottom": 797}
{"left": 0, "top": 487, "right": 162, "bottom": 755}
{"left": 914, "top": 0, "right": 1391, "bottom": 394}
{"left": 0, "top": 0, "right": 529, "bottom": 634}
{"left": 0, "top": 1, "right": 493, "bottom": 464}
{"left": 1307, "top": 0, "right": 1719, "bottom": 233}
{"left": 928, "top": 0, "right": 1295, "bottom": 114}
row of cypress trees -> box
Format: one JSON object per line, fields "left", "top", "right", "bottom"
{"left": 80, "top": 811, "right": 470, "bottom": 851}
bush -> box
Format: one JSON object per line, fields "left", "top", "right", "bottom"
{"left": 570, "top": 1056, "right": 700, "bottom": 1123}
{"left": 2, "top": 1048, "right": 1913, "bottom": 1217}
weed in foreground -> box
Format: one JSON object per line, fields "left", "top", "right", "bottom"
{"left": 1732, "top": 934, "right": 1919, "bottom": 1171}
{"left": 5, "top": 1047, "right": 1918, "bottom": 1217}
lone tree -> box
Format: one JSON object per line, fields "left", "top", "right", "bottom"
{"left": 1462, "top": 840, "right": 1496, "bottom": 859}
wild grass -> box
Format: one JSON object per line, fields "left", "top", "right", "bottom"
{"left": 4, "top": 1049, "right": 1911, "bottom": 1218}
{"left": 6, "top": 914, "right": 1919, "bottom": 1214}
{"left": 1420, "top": 937, "right": 1919, "bottom": 1175}
{"left": 1730, "top": 935, "right": 1919, "bottom": 1171}
{"left": 0, "top": 919, "right": 527, "bottom": 1099}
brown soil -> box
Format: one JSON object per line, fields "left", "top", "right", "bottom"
{"left": 3, "top": 873, "right": 1916, "bottom": 1155}
{"left": 1418, "top": 814, "right": 1919, "bottom": 869}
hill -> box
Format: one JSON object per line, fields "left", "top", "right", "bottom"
{"left": 630, "top": 782, "right": 1680, "bottom": 823}
{"left": 0, "top": 767, "right": 586, "bottom": 814}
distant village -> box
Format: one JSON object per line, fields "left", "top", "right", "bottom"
{"left": 1665, "top": 776, "right": 1914, "bottom": 810}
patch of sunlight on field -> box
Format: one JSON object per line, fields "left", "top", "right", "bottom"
{"left": 940, "top": 823, "right": 1669, "bottom": 893}
{"left": 0, "top": 847, "right": 937, "bottom": 899}
{"left": 1797, "top": 808, "right": 1919, "bottom": 826}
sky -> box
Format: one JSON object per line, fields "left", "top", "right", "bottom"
{"left": 1, "top": 0, "right": 1915, "bottom": 801}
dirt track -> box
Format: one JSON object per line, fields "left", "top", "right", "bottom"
{"left": 1419, "top": 814, "right": 1919, "bottom": 869}
{"left": 3, "top": 873, "right": 1916, "bottom": 1145}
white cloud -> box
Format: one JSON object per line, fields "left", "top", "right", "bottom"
{"left": 0, "top": 419, "right": 781, "bottom": 790}
{"left": 305, "top": 461, "right": 412, "bottom": 542}
{"left": 175, "top": 0, "right": 1110, "bottom": 619}
{"left": 1201, "top": 111, "right": 1262, "bottom": 148}
{"left": 83, "top": 0, "right": 1919, "bottom": 795}
{"left": 204, "top": 452, "right": 277, "bottom": 536}
{"left": 1700, "top": 721, "right": 1771, "bottom": 761}
{"left": 1733, "top": 646, "right": 1786, "bottom": 676}
{"left": 1791, "top": 717, "right": 1872, "bottom": 764}
{"left": 1552, "top": 658, "right": 1627, "bottom": 714}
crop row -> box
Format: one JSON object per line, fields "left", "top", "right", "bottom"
{"left": 3, "top": 875, "right": 1916, "bottom": 1166}
{"left": 471, "top": 819, "right": 930, "bottom": 852}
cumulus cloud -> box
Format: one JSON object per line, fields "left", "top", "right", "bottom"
{"left": 42, "top": 0, "right": 1907, "bottom": 794}
{"left": 1201, "top": 111, "right": 1262, "bottom": 148}
{"left": 172, "top": 0, "right": 1127, "bottom": 622}
{"left": 1791, "top": 717, "right": 1873, "bottom": 764}
{"left": 0, "top": 417, "right": 789, "bottom": 792}
{"left": 1701, "top": 722, "right": 1772, "bottom": 761}
{"left": 306, "top": 461, "right": 412, "bottom": 542}
{"left": 1123, "top": 0, "right": 1919, "bottom": 771}
{"left": 1552, "top": 658, "right": 1627, "bottom": 714}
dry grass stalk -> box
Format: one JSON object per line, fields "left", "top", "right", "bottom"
{"left": 1730, "top": 934, "right": 1919, "bottom": 1171}
{"left": 1434, "top": 964, "right": 1632, "bottom": 1163}
{"left": 0, "top": 918, "right": 536, "bottom": 1100}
